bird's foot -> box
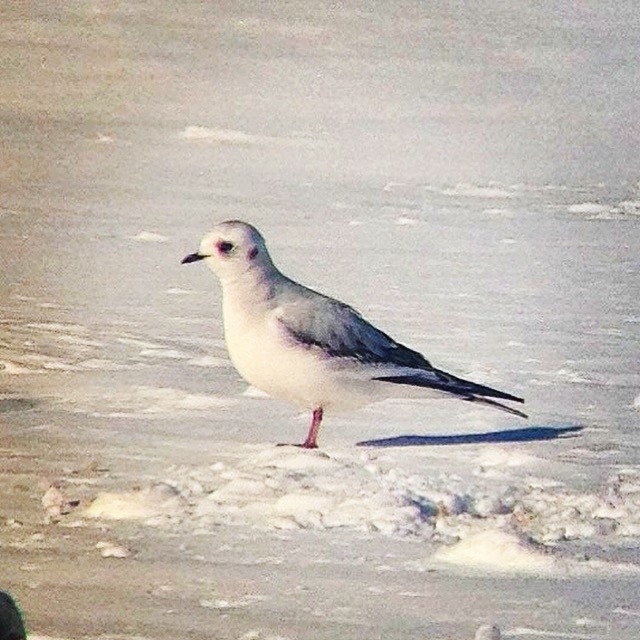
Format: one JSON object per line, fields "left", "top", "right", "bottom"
{"left": 276, "top": 442, "right": 319, "bottom": 450}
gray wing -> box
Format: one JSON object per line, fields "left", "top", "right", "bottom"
{"left": 275, "top": 290, "right": 431, "bottom": 369}
{"left": 275, "top": 285, "right": 526, "bottom": 416}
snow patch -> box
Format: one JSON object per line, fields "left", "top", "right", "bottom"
{"left": 30, "top": 433, "right": 640, "bottom": 582}
{"left": 243, "top": 386, "right": 271, "bottom": 398}
{"left": 508, "top": 627, "right": 593, "bottom": 638}
{"left": 167, "top": 287, "right": 197, "bottom": 295}
{"left": 132, "top": 231, "right": 168, "bottom": 243}
{"left": 188, "top": 355, "right": 229, "bottom": 368}
{"left": 433, "top": 529, "right": 557, "bottom": 574}
{"left": 440, "top": 183, "right": 514, "bottom": 198}
{"left": 187, "top": 448, "right": 433, "bottom": 535}
{"left": 475, "top": 447, "right": 540, "bottom": 468}
{"left": 433, "top": 528, "right": 640, "bottom": 576}
{"left": 567, "top": 202, "right": 610, "bottom": 214}
{"left": 96, "top": 541, "right": 132, "bottom": 558}
{"left": 179, "top": 125, "right": 306, "bottom": 147}
{"left": 139, "top": 347, "right": 188, "bottom": 360}
{"left": 0, "top": 360, "right": 38, "bottom": 375}
{"left": 86, "top": 483, "right": 182, "bottom": 520}
{"left": 93, "top": 133, "right": 114, "bottom": 144}
{"left": 618, "top": 200, "right": 640, "bottom": 216}
{"left": 135, "top": 450, "right": 640, "bottom": 556}
{"left": 483, "top": 208, "right": 513, "bottom": 217}
{"left": 475, "top": 623, "right": 502, "bottom": 640}
{"left": 395, "top": 216, "right": 419, "bottom": 225}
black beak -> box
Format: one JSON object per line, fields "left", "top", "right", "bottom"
{"left": 181, "top": 252, "right": 207, "bottom": 264}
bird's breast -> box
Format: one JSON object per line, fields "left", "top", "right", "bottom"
{"left": 221, "top": 302, "right": 373, "bottom": 411}
{"left": 224, "top": 308, "right": 311, "bottom": 404}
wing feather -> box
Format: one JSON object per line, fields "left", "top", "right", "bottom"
{"left": 274, "top": 281, "right": 525, "bottom": 411}
{"left": 275, "top": 293, "right": 430, "bottom": 370}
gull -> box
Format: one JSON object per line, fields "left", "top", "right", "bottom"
{"left": 182, "top": 221, "right": 526, "bottom": 448}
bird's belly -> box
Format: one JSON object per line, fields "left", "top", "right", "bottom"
{"left": 224, "top": 317, "right": 374, "bottom": 411}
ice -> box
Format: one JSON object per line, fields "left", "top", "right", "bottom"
{"left": 64, "top": 385, "right": 236, "bottom": 417}
{"left": 3, "top": 1, "right": 640, "bottom": 638}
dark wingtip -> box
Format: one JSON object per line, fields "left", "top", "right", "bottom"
{"left": 465, "top": 395, "right": 528, "bottom": 418}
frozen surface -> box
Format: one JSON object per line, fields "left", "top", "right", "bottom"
{"left": 1, "top": 2, "right": 639, "bottom": 639}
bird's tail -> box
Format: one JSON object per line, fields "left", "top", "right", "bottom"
{"left": 373, "top": 367, "right": 527, "bottom": 418}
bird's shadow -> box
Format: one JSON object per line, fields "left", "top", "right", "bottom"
{"left": 356, "top": 424, "right": 584, "bottom": 448}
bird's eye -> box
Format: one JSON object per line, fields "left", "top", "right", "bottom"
{"left": 217, "top": 241, "right": 235, "bottom": 255}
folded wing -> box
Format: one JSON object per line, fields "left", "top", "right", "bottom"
{"left": 275, "top": 286, "right": 525, "bottom": 417}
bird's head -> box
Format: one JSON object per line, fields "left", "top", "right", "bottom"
{"left": 182, "top": 220, "right": 272, "bottom": 283}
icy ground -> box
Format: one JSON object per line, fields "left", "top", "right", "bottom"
{"left": 2, "top": 1, "right": 640, "bottom": 639}
{"left": 2, "top": 185, "right": 639, "bottom": 638}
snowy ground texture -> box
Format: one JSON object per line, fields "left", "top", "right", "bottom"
{"left": 2, "top": 2, "right": 640, "bottom": 639}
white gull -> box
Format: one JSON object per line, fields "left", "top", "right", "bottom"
{"left": 182, "top": 220, "right": 526, "bottom": 448}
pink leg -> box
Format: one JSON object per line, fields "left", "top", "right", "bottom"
{"left": 301, "top": 407, "right": 323, "bottom": 449}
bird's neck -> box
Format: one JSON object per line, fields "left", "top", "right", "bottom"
{"left": 220, "top": 262, "right": 282, "bottom": 312}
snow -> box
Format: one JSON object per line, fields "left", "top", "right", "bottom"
{"left": 179, "top": 125, "right": 302, "bottom": 147}
{"left": 507, "top": 630, "right": 592, "bottom": 639}
{"left": 618, "top": 200, "right": 640, "bottom": 216}
{"left": 567, "top": 202, "right": 611, "bottom": 215}
{"left": 439, "top": 184, "right": 514, "bottom": 199}
{"left": 95, "top": 541, "right": 132, "bottom": 558}
{"left": 475, "top": 624, "right": 502, "bottom": 640}
{"left": 72, "top": 445, "right": 640, "bottom": 567}
{"left": 433, "top": 528, "right": 640, "bottom": 576}
{"left": 85, "top": 484, "right": 183, "bottom": 520}
{"left": 188, "top": 355, "right": 229, "bottom": 368}
{"left": 433, "top": 529, "right": 558, "bottom": 574}
{"left": 131, "top": 231, "right": 169, "bottom": 243}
